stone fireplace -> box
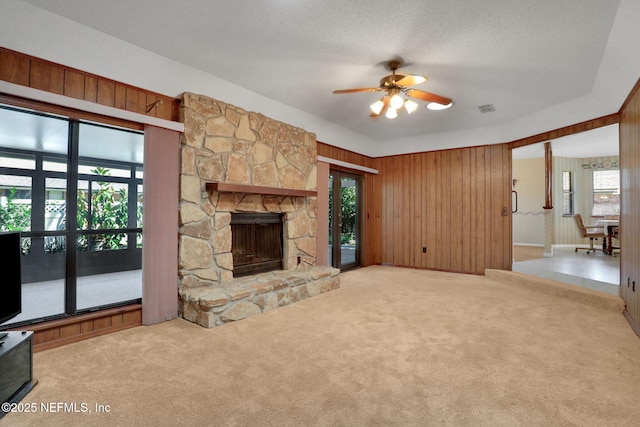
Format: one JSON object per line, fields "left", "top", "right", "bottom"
{"left": 177, "top": 93, "right": 339, "bottom": 328}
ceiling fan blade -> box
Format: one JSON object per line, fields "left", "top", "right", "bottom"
{"left": 333, "top": 87, "right": 382, "bottom": 94}
{"left": 395, "top": 74, "right": 427, "bottom": 87}
{"left": 406, "top": 89, "right": 452, "bottom": 106}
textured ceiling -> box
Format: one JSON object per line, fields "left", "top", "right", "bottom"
{"left": 13, "top": 0, "right": 631, "bottom": 154}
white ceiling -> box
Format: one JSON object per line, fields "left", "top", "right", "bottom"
{"left": 3, "top": 0, "right": 639, "bottom": 157}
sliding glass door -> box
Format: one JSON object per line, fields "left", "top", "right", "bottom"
{"left": 0, "top": 104, "right": 143, "bottom": 327}
{"left": 329, "top": 170, "right": 361, "bottom": 270}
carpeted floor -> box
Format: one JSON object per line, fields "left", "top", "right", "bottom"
{"left": 3, "top": 266, "right": 640, "bottom": 427}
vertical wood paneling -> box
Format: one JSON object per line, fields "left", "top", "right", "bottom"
{"left": 63, "top": 69, "right": 85, "bottom": 99}
{"left": 392, "top": 156, "right": 403, "bottom": 265}
{"left": 425, "top": 152, "right": 437, "bottom": 269}
{"left": 97, "top": 79, "right": 116, "bottom": 107}
{"left": 383, "top": 156, "right": 392, "bottom": 264}
{"left": 84, "top": 75, "right": 98, "bottom": 103}
{"left": 157, "top": 97, "right": 173, "bottom": 121}
{"left": 450, "top": 149, "right": 463, "bottom": 271}
{"left": 126, "top": 87, "right": 146, "bottom": 114}
{"left": 376, "top": 144, "right": 511, "bottom": 274}
{"left": 403, "top": 154, "right": 412, "bottom": 265}
{"left": 489, "top": 145, "right": 504, "bottom": 268}
{"left": 413, "top": 154, "right": 422, "bottom": 267}
{"left": 146, "top": 94, "right": 159, "bottom": 117}
{"left": 0, "top": 50, "right": 30, "bottom": 85}
{"left": 462, "top": 148, "right": 472, "bottom": 272}
{"left": 115, "top": 83, "right": 128, "bottom": 110}
{"left": 0, "top": 47, "right": 179, "bottom": 121}
{"left": 477, "top": 147, "right": 488, "bottom": 272}
{"left": 503, "top": 145, "right": 513, "bottom": 267}
{"left": 22, "top": 305, "right": 142, "bottom": 352}
{"left": 30, "top": 60, "right": 64, "bottom": 94}
{"left": 469, "top": 148, "right": 478, "bottom": 272}
{"left": 440, "top": 151, "right": 452, "bottom": 269}
{"left": 620, "top": 81, "right": 640, "bottom": 325}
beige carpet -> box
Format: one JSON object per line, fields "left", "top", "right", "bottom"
{"left": 513, "top": 245, "right": 545, "bottom": 262}
{"left": 3, "top": 266, "right": 640, "bottom": 427}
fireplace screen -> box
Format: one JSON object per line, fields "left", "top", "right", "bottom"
{"left": 230, "top": 213, "right": 283, "bottom": 277}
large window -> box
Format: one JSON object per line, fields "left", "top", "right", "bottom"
{"left": 0, "top": 104, "right": 143, "bottom": 328}
{"left": 592, "top": 169, "right": 620, "bottom": 216}
{"left": 562, "top": 170, "right": 574, "bottom": 216}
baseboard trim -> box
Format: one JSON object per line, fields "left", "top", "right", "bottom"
{"left": 624, "top": 311, "right": 640, "bottom": 339}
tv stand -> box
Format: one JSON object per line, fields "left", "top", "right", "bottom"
{"left": 0, "top": 331, "right": 35, "bottom": 419}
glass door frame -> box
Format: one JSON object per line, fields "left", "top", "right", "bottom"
{"left": 0, "top": 103, "right": 143, "bottom": 328}
{"left": 329, "top": 169, "right": 362, "bottom": 271}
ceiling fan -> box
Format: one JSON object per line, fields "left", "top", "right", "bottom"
{"left": 333, "top": 60, "right": 453, "bottom": 119}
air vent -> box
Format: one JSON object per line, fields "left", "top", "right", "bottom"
{"left": 478, "top": 104, "right": 496, "bottom": 113}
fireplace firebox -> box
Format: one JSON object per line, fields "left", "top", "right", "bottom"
{"left": 230, "top": 213, "right": 283, "bottom": 277}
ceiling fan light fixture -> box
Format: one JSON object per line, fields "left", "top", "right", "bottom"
{"left": 404, "top": 99, "right": 419, "bottom": 114}
{"left": 385, "top": 107, "right": 398, "bottom": 119}
{"left": 427, "top": 101, "right": 453, "bottom": 111}
{"left": 370, "top": 99, "right": 385, "bottom": 115}
{"left": 390, "top": 93, "right": 404, "bottom": 109}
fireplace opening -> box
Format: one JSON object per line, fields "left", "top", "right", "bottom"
{"left": 231, "top": 213, "right": 283, "bottom": 277}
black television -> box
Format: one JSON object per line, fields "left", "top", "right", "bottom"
{"left": 0, "top": 232, "right": 22, "bottom": 336}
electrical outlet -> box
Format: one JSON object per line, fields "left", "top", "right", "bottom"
{"left": 422, "top": 247, "right": 427, "bottom": 253}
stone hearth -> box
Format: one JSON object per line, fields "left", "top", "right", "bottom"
{"left": 179, "top": 266, "right": 339, "bottom": 328}
{"left": 177, "top": 92, "right": 339, "bottom": 327}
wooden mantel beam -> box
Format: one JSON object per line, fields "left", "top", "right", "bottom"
{"left": 206, "top": 182, "right": 317, "bottom": 198}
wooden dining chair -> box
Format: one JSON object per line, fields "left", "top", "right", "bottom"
{"left": 573, "top": 213, "right": 606, "bottom": 254}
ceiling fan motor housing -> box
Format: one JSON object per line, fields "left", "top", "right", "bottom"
{"left": 380, "top": 74, "right": 405, "bottom": 88}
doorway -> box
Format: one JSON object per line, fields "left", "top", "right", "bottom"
{"left": 511, "top": 124, "right": 620, "bottom": 293}
{"left": 328, "top": 170, "right": 361, "bottom": 270}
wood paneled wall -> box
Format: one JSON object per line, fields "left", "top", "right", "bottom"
{"left": 318, "top": 142, "right": 512, "bottom": 274}
{"left": 0, "top": 47, "right": 179, "bottom": 121}
{"left": 15, "top": 305, "right": 142, "bottom": 353}
{"left": 619, "top": 78, "right": 640, "bottom": 328}
{"left": 377, "top": 145, "right": 512, "bottom": 274}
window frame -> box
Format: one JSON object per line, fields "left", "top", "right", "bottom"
{"left": 562, "top": 170, "right": 575, "bottom": 216}
{"left": 592, "top": 169, "right": 620, "bottom": 217}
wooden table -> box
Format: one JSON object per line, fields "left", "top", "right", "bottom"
{"left": 596, "top": 219, "right": 619, "bottom": 255}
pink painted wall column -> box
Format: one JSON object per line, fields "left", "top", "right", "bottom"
{"left": 142, "top": 125, "right": 181, "bottom": 324}
{"left": 316, "top": 161, "right": 329, "bottom": 266}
